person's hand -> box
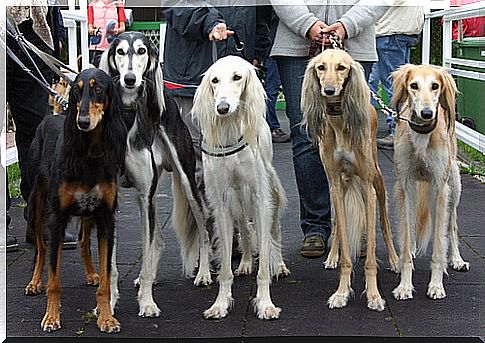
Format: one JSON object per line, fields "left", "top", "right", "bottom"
{"left": 322, "top": 21, "right": 347, "bottom": 42}
{"left": 307, "top": 20, "right": 327, "bottom": 42}
{"left": 209, "top": 22, "right": 234, "bottom": 41}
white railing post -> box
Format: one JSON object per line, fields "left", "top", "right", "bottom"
{"left": 442, "top": 16, "right": 452, "bottom": 68}
{"left": 79, "top": 0, "right": 89, "bottom": 71}
{"left": 422, "top": 15, "right": 431, "bottom": 64}
{"left": 67, "top": 0, "right": 78, "bottom": 71}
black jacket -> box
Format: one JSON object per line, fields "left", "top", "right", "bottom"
{"left": 163, "top": 3, "right": 271, "bottom": 98}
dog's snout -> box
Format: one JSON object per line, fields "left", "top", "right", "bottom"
{"left": 324, "top": 87, "right": 336, "bottom": 96}
{"left": 420, "top": 108, "right": 434, "bottom": 120}
{"left": 217, "top": 100, "right": 230, "bottom": 115}
{"left": 124, "top": 73, "right": 137, "bottom": 87}
{"left": 78, "top": 116, "right": 90, "bottom": 130}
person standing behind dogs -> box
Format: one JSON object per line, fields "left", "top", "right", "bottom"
{"left": 369, "top": 1, "right": 424, "bottom": 149}
{"left": 6, "top": 3, "right": 76, "bottom": 248}
{"left": 269, "top": 2, "right": 389, "bottom": 258}
{"left": 88, "top": 0, "right": 126, "bottom": 67}
{"left": 163, "top": 2, "right": 271, "bottom": 187}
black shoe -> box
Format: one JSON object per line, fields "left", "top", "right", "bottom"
{"left": 271, "top": 128, "right": 291, "bottom": 143}
{"left": 7, "top": 233, "right": 19, "bottom": 253}
{"left": 26, "top": 231, "right": 77, "bottom": 250}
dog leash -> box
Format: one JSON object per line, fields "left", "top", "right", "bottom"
{"left": 211, "top": 28, "right": 246, "bottom": 63}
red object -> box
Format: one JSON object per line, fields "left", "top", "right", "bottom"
{"left": 449, "top": 0, "right": 485, "bottom": 40}
{"left": 88, "top": 1, "right": 126, "bottom": 25}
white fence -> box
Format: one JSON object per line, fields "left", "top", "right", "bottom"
{"left": 422, "top": 2, "right": 485, "bottom": 154}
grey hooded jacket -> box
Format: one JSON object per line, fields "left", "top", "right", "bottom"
{"left": 270, "top": 1, "right": 391, "bottom": 61}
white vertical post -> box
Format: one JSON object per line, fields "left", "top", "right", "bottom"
{"left": 159, "top": 22, "right": 167, "bottom": 63}
{"left": 442, "top": 17, "right": 452, "bottom": 68}
{"left": 79, "top": 0, "right": 89, "bottom": 70}
{"left": 68, "top": 0, "right": 78, "bottom": 71}
{"left": 422, "top": 16, "right": 431, "bottom": 64}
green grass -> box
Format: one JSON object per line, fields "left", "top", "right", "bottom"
{"left": 7, "top": 162, "right": 21, "bottom": 198}
{"left": 458, "top": 140, "right": 485, "bottom": 178}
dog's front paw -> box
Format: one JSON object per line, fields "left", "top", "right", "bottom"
{"left": 276, "top": 263, "right": 290, "bottom": 278}
{"left": 367, "top": 297, "right": 386, "bottom": 312}
{"left": 451, "top": 259, "right": 470, "bottom": 272}
{"left": 324, "top": 256, "right": 338, "bottom": 269}
{"left": 138, "top": 300, "right": 161, "bottom": 317}
{"left": 327, "top": 291, "right": 349, "bottom": 309}
{"left": 41, "top": 312, "right": 61, "bottom": 332}
{"left": 392, "top": 284, "right": 414, "bottom": 300}
{"left": 204, "top": 305, "right": 229, "bottom": 319}
{"left": 235, "top": 261, "right": 253, "bottom": 276}
{"left": 98, "top": 315, "right": 121, "bottom": 333}
{"left": 253, "top": 297, "right": 281, "bottom": 320}
{"left": 25, "top": 282, "right": 42, "bottom": 295}
{"left": 86, "top": 272, "right": 100, "bottom": 286}
{"left": 194, "top": 272, "right": 213, "bottom": 287}
{"left": 427, "top": 283, "right": 446, "bottom": 300}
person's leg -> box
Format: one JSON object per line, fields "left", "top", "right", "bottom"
{"left": 6, "top": 175, "right": 18, "bottom": 252}
{"left": 275, "top": 56, "right": 332, "bottom": 256}
{"left": 264, "top": 58, "right": 290, "bottom": 143}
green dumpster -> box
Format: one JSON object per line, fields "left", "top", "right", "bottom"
{"left": 453, "top": 37, "right": 485, "bottom": 134}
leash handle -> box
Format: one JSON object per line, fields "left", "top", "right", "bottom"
{"left": 211, "top": 28, "right": 246, "bottom": 63}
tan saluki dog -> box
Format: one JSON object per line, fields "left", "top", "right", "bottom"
{"left": 302, "top": 49, "right": 399, "bottom": 311}
{"left": 391, "top": 64, "right": 470, "bottom": 301}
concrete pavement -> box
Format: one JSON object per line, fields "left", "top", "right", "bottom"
{"left": 5, "top": 111, "right": 484, "bottom": 341}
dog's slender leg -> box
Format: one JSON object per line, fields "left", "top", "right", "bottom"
{"left": 427, "top": 185, "right": 449, "bottom": 300}
{"left": 110, "top": 230, "right": 120, "bottom": 314}
{"left": 253, "top": 196, "right": 281, "bottom": 320}
{"left": 373, "top": 166, "right": 399, "bottom": 273}
{"left": 393, "top": 183, "right": 415, "bottom": 300}
{"left": 41, "top": 215, "right": 66, "bottom": 332}
{"left": 26, "top": 182, "right": 47, "bottom": 296}
{"left": 95, "top": 213, "right": 121, "bottom": 333}
{"left": 328, "top": 181, "right": 352, "bottom": 309}
{"left": 80, "top": 216, "right": 100, "bottom": 286}
{"left": 447, "top": 164, "right": 470, "bottom": 271}
{"left": 235, "top": 219, "right": 253, "bottom": 276}
{"left": 204, "top": 209, "right": 234, "bottom": 319}
{"left": 324, "top": 225, "right": 340, "bottom": 269}
{"left": 363, "top": 183, "right": 385, "bottom": 311}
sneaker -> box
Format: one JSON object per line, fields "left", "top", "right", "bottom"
{"left": 7, "top": 233, "right": 19, "bottom": 253}
{"left": 377, "top": 135, "right": 394, "bottom": 150}
{"left": 300, "top": 235, "right": 326, "bottom": 258}
{"left": 26, "top": 231, "right": 77, "bottom": 250}
{"left": 271, "top": 128, "right": 291, "bottom": 143}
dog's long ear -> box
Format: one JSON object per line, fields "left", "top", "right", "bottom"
{"left": 144, "top": 41, "right": 165, "bottom": 113}
{"left": 391, "top": 64, "right": 413, "bottom": 110}
{"left": 99, "top": 44, "right": 119, "bottom": 77}
{"left": 301, "top": 56, "right": 326, "bottom": 141}
{"left": 104, "top": 80, "right": 127, "bottom": 174}
{"left": 438, "top": 68, "right": 458, "bottom": 133}
{"left": 241, "top": 65, "right": 267, "bottom": 147}
{"left": 342, "top": 61, "right": 370, "bottom": 145}
{"left": 192, "top": 69, "right": 215, "bottom": 145}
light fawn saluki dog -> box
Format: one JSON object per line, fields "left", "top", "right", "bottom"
{"left": 391, "top": 64, "right": 470, "bottom": 301}
{"left": 192, "top": 55, "right": 289, "bottom": 320}
{"left": 302, "top": 49, "right": 399, "bottom": 311}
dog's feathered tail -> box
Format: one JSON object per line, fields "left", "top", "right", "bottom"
{"left": 171, "top": 176, "right": 199, "bottom": 278}
{"left": 344, "top": 179, "right": 366, "bottom": 262}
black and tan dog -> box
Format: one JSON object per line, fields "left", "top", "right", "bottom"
{"left": 24, "top": 68, "right": 127, "bottom": 333}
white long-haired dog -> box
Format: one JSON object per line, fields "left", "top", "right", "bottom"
{"left": 192, "top": 55, "right": 289, "bottom": 320}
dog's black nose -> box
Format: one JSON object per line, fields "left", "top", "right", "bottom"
{"left": 420, "top": 109, "right": 434, "bottom": 120}
{"left": 124, "top": 73, "right": 136, "bottom": 87}
{"left": 324, "top": 87, "right": 336, "bottom": 96}
{"left": 217, "top": 101, "right": 230, "bottom": 115}
{"left": 78, "top": 116, "right": 90, "bottom": 130}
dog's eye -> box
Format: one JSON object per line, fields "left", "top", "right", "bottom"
{"left": 211, "top": 77, "right": 219, "bottom": 84}
{"left": 337, "top": 65, "right": 346, "bottom": 71}
{"left": 431, "top": 82, "right": 439, "bottom": 90}
{"left": 94, "top": 85, "right": 103, "bottom": 94}
{"left": 233, "top": 74, "right": 242, "bottom": 81}
{"left": 410, "top": 82, "right": 419, "bottom": 90}
{"left": 138, "top": 47, "right": 146, "bottom": 55}
{"left": 73, "top": 86, "right": 81, "bottom": 98}
{"left": 317, "top": 65, "right": 325, "bottom": 71}
{"left": 116, "top": 48, "right": 125, "bottom": 56}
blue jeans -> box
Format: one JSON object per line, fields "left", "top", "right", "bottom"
{"left": 274, "top": 56, "right": 332, "bottom": 241}
{"left": 264, "top": 57, "right": 282, "bottom": 130}
{"left": 369, "top": 34, "right": 420, "bottom": 136}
